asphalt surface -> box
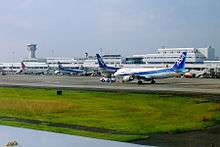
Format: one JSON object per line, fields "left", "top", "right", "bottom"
{"left": 133, "top": 125, "right": 220, "bottom": 147}
{"left": 0, "top": 75, "right": 220, "bottom": 95}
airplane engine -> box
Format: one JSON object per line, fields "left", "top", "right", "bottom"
{"left": 122, "top": 75, "right": 134, "bottom": 82}
{"left": 184, "top": 72, "right": 193, "bottom": 78}
{"left": 54, "top": 70, "right": 60, "bottom": 75}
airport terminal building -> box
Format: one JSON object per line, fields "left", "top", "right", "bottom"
{"left": 1, "top": 44, "right": 220, "bottom": 77}
{"left": 133, "top": 46, "right": 216, "bottom": 64}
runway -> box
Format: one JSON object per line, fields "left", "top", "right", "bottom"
{"left": 1, "top": 75, "right": 220, "bottom": 95}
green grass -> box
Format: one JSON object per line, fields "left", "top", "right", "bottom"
{"left": 0, "top": 87, "right": 219, "bottom": 142}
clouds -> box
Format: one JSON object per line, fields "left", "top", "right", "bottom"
{"left": 0, "top": 0, "right": 220, "bottom": 61}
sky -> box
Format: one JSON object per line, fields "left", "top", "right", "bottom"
{"left": 0, "top": 0, "right": 219, "bottom": 62}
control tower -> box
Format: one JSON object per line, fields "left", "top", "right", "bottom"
{"left": 27, "top": 44, "right": 37, "bottom": 59}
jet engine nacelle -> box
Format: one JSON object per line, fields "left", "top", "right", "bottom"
{"left": 122, "top": 75, "right": 134, "bottom": 82}
{"left": 54, "top": 70, "right": 60, "bottom": 75}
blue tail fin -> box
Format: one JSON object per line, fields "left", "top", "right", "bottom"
{"left": 21, "top": 62, "right": 26, "bottom": 70}
{"left": 172, "top": 52, "right": 187, "bottom": 71}
{"left": 96, "top": 54, "right": 107, "bottom": 68}
{"left": 96, "top": 54, "right": 119, "bottom": 73}
{"left": 58, "top": 62, "right": 64, "bottom": 70}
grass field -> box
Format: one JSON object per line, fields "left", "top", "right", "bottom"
{"left": 0, "top": 87, "right": 219, "bottom": 142}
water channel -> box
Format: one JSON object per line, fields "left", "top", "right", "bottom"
{"left": 0, "top": 125, "right": 149, "bottom": 147}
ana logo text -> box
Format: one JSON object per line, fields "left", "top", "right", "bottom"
{"left": 176, "top": 54, "right": 185, "bottom": 66}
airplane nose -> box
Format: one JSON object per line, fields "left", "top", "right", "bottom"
{"left": 113, "top": 72, "right": 118, "bottom": 77}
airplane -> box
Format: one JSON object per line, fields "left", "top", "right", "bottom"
{"left": 96, "top": 54, "right": 119, "bottom": 74}
{"left": 55, "top": 62, "right": 84, "bottom": 75}
{"left": 20, "top": 62, "right": 48, "bottom": 75}
{"left": 113, "top": 52, "right": 187, "bottom": 84}
{"left": 0, "top": 63, "right": 24, "bottom": 75}
{"left": 96, "top": 54, "right": 119, "bottom": 82}
{"left": 184, "top": 69, "right": 208, "bottom": 78}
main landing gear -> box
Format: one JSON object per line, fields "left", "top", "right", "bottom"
{"left": 138, "top": 80, "right": 143, "bottom": 84}
{"left": 151, "top": 79, "right": 156, "bottom": 84}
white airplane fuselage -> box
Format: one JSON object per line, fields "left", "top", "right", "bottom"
{"left": 114, "top": 67, "right": 180, "bottom": 81}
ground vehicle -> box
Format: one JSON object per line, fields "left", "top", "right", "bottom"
{"left": 100, "top": 77, "right": 116, "bottom": 83}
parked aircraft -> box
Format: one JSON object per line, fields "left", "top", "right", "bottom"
{"left": 96, "top": 54, "right": 119, "bottom": 74}
{"left": 114, "top": 52, "right": 187, "bottom": 84}
{"left": 0, "top": 63, "right": 22, "bottom": 75}
{"left": 20, "top": 62, "right": 48, "bottom": 75}
{"left": 184, "top": 69, "right": 208, "bottom": 78}
{"left": 54, "top": 62, "right": 84, "bottom": 75}
{"left": 96, "top": 54, "right": 119, "bottom": 82}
